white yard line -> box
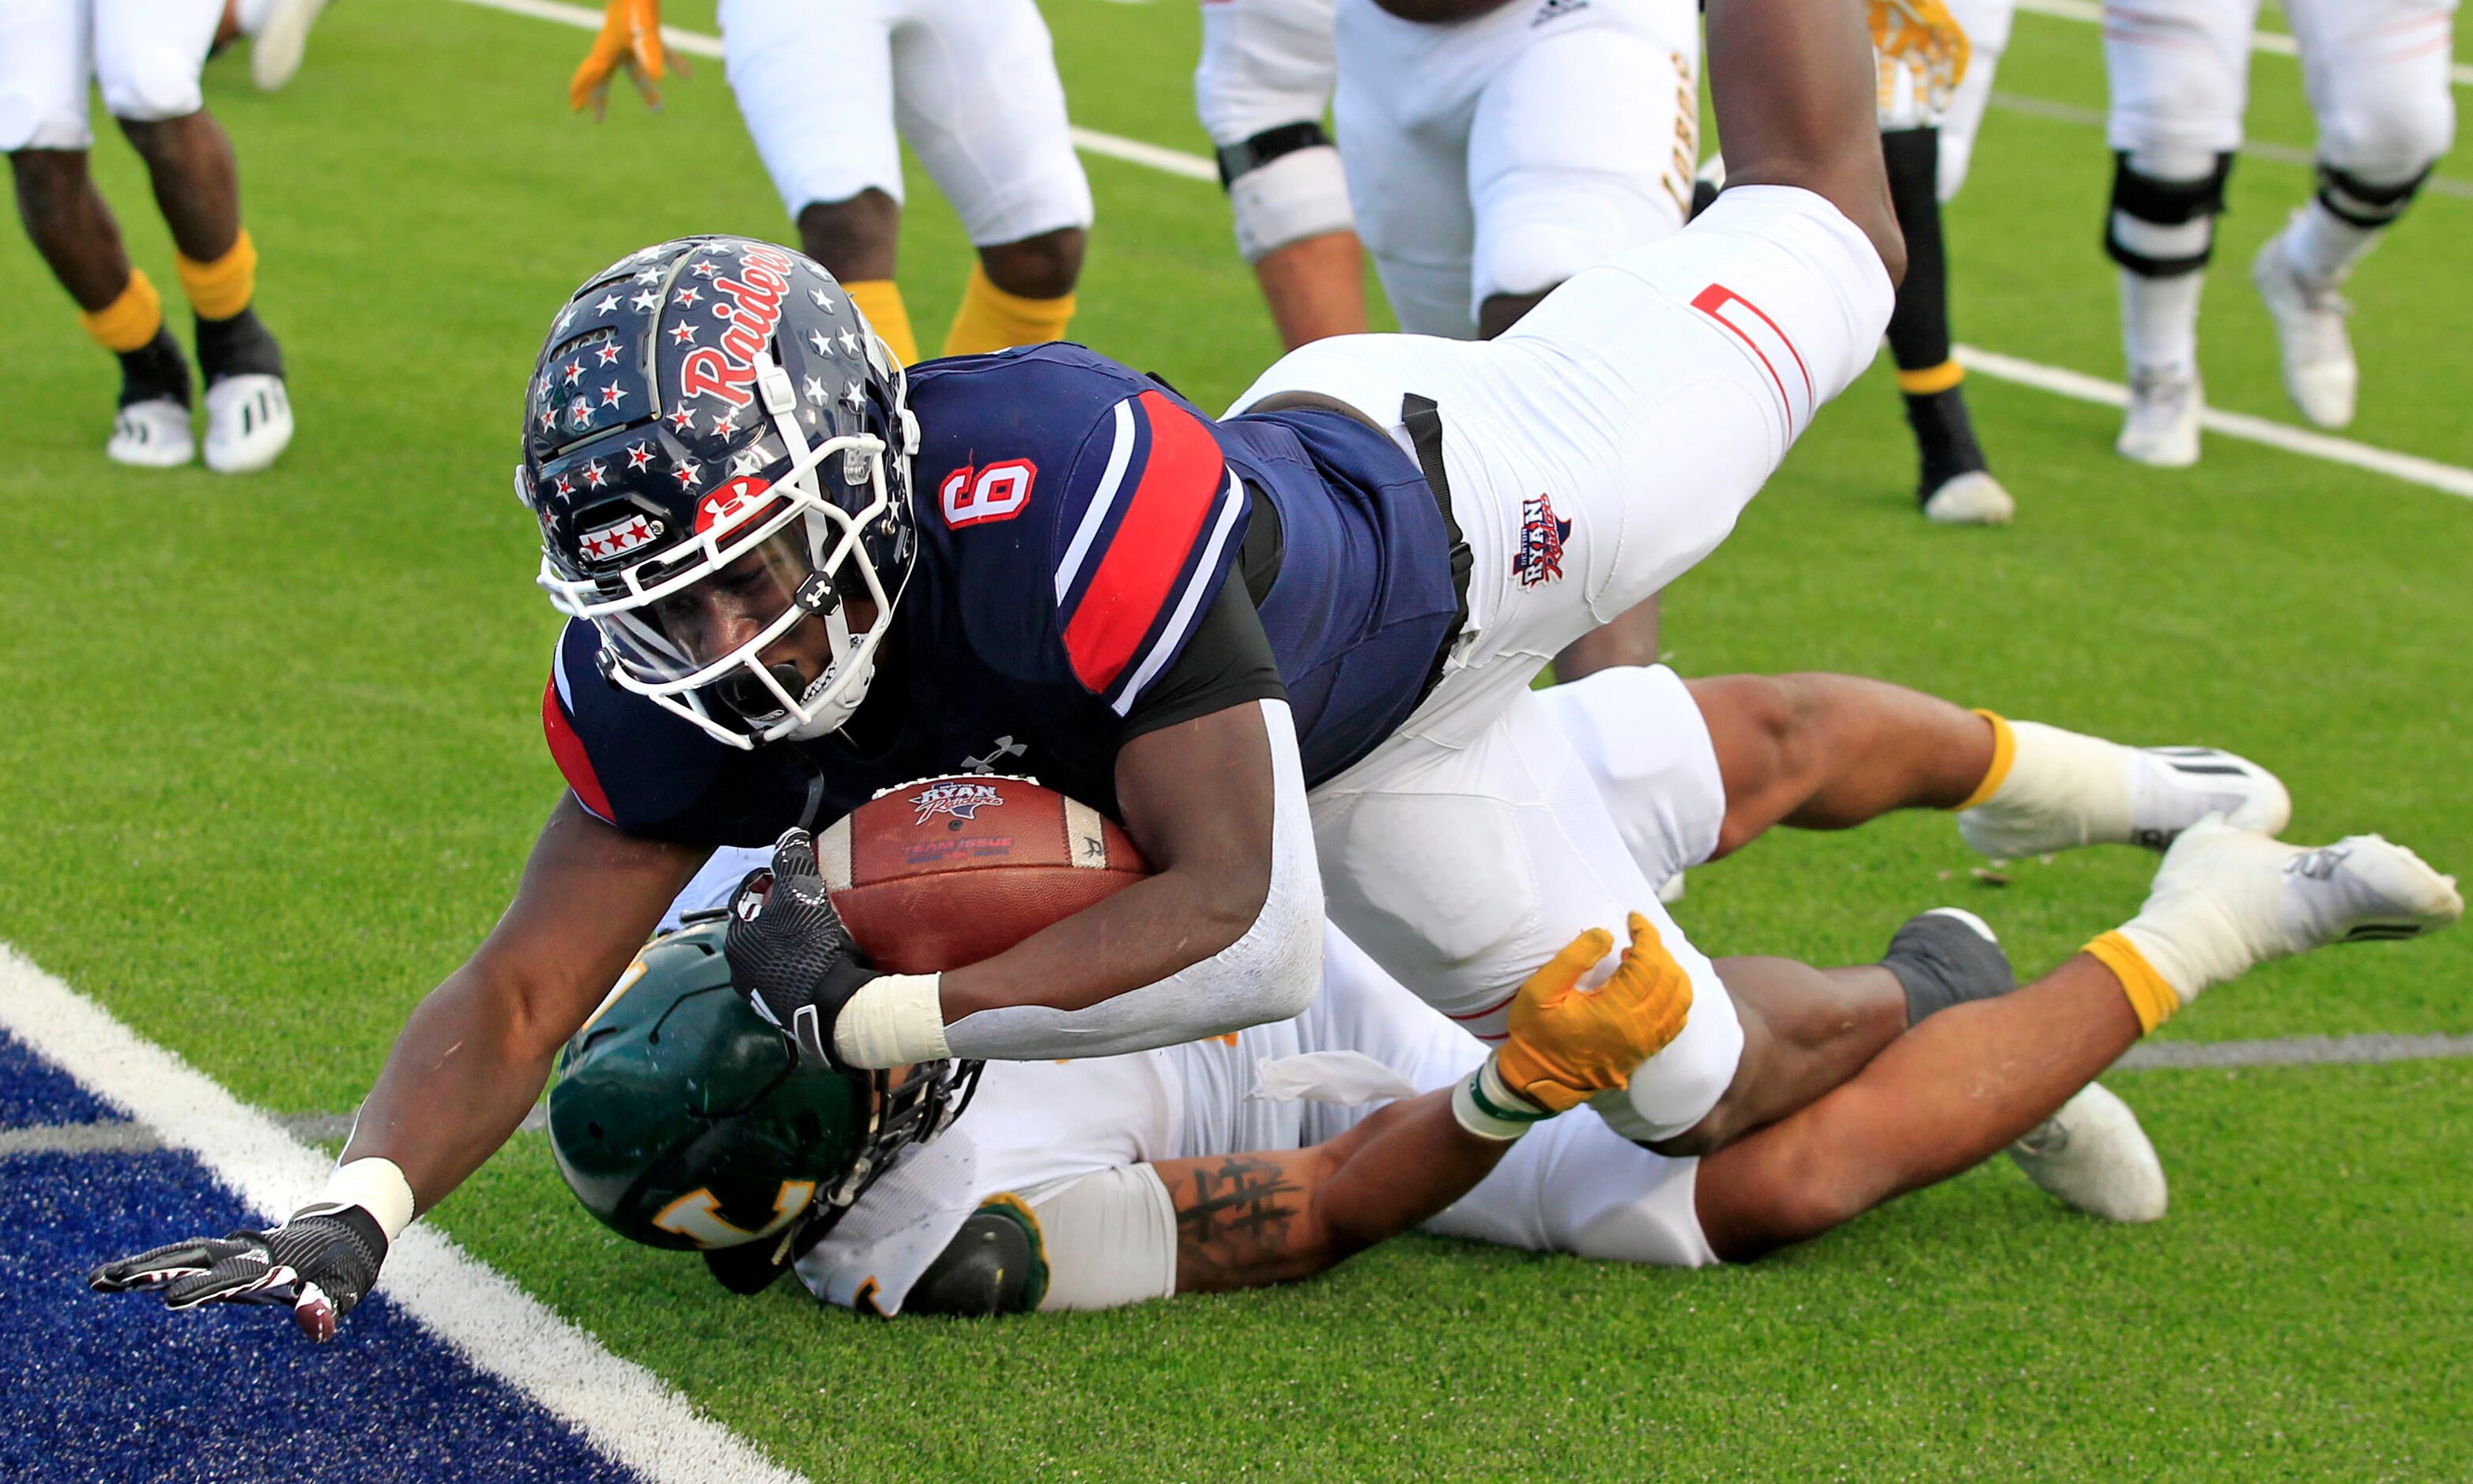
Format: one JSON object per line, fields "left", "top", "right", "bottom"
{"left": 2011, "top": 0, "right": 2473, "bottom": 89}
{"left": 0, "top": 942, "right": 805, "bottom": 1484}
{"left": 1956, "top": 346, "right": 2473, "bottom": 500}
{"left": 447, "top": 0, "right": 2473, "bottom": 507}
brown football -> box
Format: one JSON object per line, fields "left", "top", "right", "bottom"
{"left": 815, "top": 774, "right": 1151, "bottom": 974}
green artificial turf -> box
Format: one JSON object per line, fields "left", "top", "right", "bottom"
{"left": 2, "top": 2, "right": 2467, "bottom": 1478}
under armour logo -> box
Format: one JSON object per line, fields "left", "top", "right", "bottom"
{"left": 962, "top": 736, "right": 1027, "bottom": 774}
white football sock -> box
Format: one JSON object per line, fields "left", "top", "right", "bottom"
{"left": 2279, "top": 200, "right": 2382, "bottom": 287}
{"left": 2121, "top": 268, "right": 2203, "bottom": 380}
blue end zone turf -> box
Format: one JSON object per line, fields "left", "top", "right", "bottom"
{"left": 0, "top": 1041, "right": 651, "bottom": 1483}
{"left": 0, "top": 1030, "right": 118, "bottom": 1126}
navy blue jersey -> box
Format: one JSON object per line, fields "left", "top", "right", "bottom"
{"left": 545, "top": 345, "right": 1458, "bottom": 845}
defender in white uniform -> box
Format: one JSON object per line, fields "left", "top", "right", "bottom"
{"left": 2102, "top": 0, "right": 2460, "bottom": 458}
{"left": 2, "top": 0, "right": 296, "bottom": 472}
{"left": 601, "top": 666, "right": 2459, "bottom": 1316}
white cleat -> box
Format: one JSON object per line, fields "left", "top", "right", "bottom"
{"left": 2116, "top": 369, "right": 2202, "bottom": 468}
{"left": 1921, "top": 469, "right": 2015, "bottom": 525}
{"left": 204, "top": 375, "right": 294, "bottom": 474}
{"left": 2253, "top": 228, "right": 2358, "bottom": 430}
{"left": 107, "top": 398, "right": 194, "bottom": 469}
{"left": 2007, "top": 1083, "right": 2167, "bottom": 1223}
{"left": 251, "top": 0, "right": 333, "bottom": 91}
{"left": 1958, "top": 725, "right": 2290, "bottom": 861}
{"left": 2135, "top": 815, "right": 2463, "bottom": 995}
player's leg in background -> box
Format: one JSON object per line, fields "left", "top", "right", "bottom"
{"left": 1882, "top": 125, "right": 2015, "bottom": 524}
{"left": 2251, "top": 0, "right": 2459, "bottom": 429}
{"left": 1197, "top": 0, "right": 1364, "bottom": 349}
{"left": 218, "top": 0, "right": 331, "bottom": 92}
{"left": 6, "top": 0, "right": 199, "bottom": 467}
{"left": 102, "top": 0, "right": 291, "bottom": 473}
{"left": 1551, "top": 664, "right": 2289, "bottom": 868}
{"left": 1329, "top": 0, "right": 1480, "bottom": 338}
{"left": 898, "top": 0, "right": 1092, "bottom": 356}
{"left": 720, "top": 0, "right": 918, "bottom": 362}
{"left": 2101, "top": 0, "right": 2256, "bottom": 467}
{"left": 1932, "top": 0, "right": 2014, "bottom": 203}
{"left": 1463, "top": 2, "right": 1700, "bottom": 679}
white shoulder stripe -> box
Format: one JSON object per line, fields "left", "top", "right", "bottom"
{"left": 551, "top": 631, "right": 579, "bottom": 713}
{"left": 1110, "top": 469, "right": 1246, "bottom": 716}
{"left": 1053, "top": 397, "right": 1139, "bottom": 606}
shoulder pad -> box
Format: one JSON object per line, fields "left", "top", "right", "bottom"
{"left": 903, "top": 1199, "right": 1047, "bottom": 1316}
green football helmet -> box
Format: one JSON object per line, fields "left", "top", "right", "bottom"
{"left": 549, "top": 914, "right": 980, "bottom": 1267}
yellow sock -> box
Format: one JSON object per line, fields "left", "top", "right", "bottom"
{"left": 1895, "top": 358, "right": 1966, "bottom": 395}
{"left": 941, "top": 265, "right": 1075, "bottom": 357}
{"left": 1950, "top": 709, "right": 2017, "bottom": 811}
{"left": 843, "top": 279, "right": 918, "bottom": 367}
{"left": 79, "top": 269, "right": 165, "bottom": 352}
{"left": 175, "top": 228, "right": 258, "bottom": 322}
{"left": 2083, "top": 930, "right": 2182, "bottom": 1034}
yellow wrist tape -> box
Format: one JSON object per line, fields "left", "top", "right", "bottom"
{"left": 1951, "top": 709, "right": 2016, "bottom": 812}
{"left": 941, "top": 265, "right": 1076, "bottom": 358}
{"left": 844, "top": 279, "right": 918, "bottom": 367}
{"left": 176, "top": 229, "right": 258, "bottom": 322}
{"left": 2084, "top": 930, "right": 2182, "bottom": 1034}
{"left": 78, "top": 270, "right": 165, "bottom": 353}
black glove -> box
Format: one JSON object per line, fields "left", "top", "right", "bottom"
{"left": 726, "top": 827, "right": 882, "bottom": 1069}
{"left": 87, "top": 1203, "right": 389, "bottom": 1343}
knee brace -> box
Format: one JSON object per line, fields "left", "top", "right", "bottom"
{"left": 2315, "top": 159, "right": 2436, "bottom": 230}
{"left": 2104, "top": 152, "right": 2234, "bottom": 277}
{"left": 1218, "top": 121, "right": 1354, "bottom": 263}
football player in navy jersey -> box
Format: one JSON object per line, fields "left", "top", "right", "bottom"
{"left": 89, "top": 0, "right": 2373, "bottom": 1340}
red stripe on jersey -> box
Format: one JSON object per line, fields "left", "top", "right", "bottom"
{"left": 1061, "top": 390, "right": 1227, "bottom": 695}
{"left": 541, "top": 678, "right": 615, "bottom": 822}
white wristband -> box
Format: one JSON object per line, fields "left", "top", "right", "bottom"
{"left": 1450, "top": 1057, "right": 1551, "bottom": 1143}
{"left": 312, "top": 1156, "right": 417, "bottom": 1242}
{"left": 833, "top": 973, "right": 950, "bottom": 1068}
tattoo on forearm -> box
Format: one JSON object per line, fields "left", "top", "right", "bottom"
{"left": 1174, "top": 1156, "right": 1306, "bottom": 1285}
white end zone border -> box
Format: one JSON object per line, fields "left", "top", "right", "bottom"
{"left": 0, "top": 941, "right": 806, "bottom": 1484}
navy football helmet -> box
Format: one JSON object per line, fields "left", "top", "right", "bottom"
{"left": 520, "top": 236, "right": 919, "bottom": 748}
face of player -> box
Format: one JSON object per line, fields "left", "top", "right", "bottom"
{"left": 641, "top": 526, "right": 881, "bottom": 691}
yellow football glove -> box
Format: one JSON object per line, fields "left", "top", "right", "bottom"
{"left": 571, "top": 0, "right": 680, "bottom": 119}
{"left": 1868, "top": 0, "right": 1970, "bottom": 121}
{"left": 1492, "top": 913, "right": 1695, "bottom": 1115}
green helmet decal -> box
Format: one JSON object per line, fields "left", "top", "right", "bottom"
{"left": 549, "top": 915, "right": 986, "bottom": 1259}
{"left": 549, "top": 918, "right": 865, "bottom": 1251}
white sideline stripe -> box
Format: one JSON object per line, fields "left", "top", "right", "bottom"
{"left": 0, "top": 942, "right": 805, "bottom": 1484}
{"left": 2011, "top": 0, "right": 2473, "bottom": 89}
{"left": 1956, "top": 345, "right": 2473, "bottom": 499}
{"left": 453, "top": 0, "right": 2473, "bottom": 502}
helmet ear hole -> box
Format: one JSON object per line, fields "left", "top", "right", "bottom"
{"left": 587, "top": 1121, "right": 606, "bottom": 1142}
{"left": 795, "top": 1109, "right": 824, "bottom": 1146}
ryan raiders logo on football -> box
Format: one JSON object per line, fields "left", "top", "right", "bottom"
{"left": 910, "top": 782, "right": 1005, "bottom": 830}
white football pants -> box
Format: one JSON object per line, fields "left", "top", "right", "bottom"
{"left": 0, "top": 0, "right": 221, "bottom": 152}
{"left": 717, "top": 0, "right": 1094, "bottom": 246}
{"left": 1330, "top": 0, "right": 1703, "bottom": 338}
{"left": 2105, "top": 0, "right": 2459, "bottom": 180}
{"left": 1233, "top": 186, "right": 1895, "bottom": 1140}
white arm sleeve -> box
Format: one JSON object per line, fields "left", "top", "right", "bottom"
{"left": 941, "top": 699, "right": 1325, "bottom": 1061}
{"left": 1024, "top": 1166, "right": 1182, "bottom": 1311}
